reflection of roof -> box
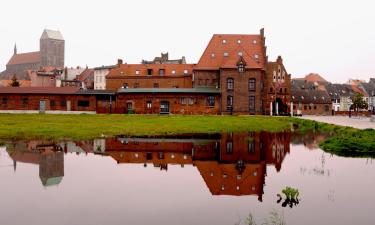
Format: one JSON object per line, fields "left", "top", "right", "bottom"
{"left": 6, "top": 52, "right": 41, "bottom": 65}
{"left": 117, "top": 87, "right": 221, "bottom": 94}
{"left": 40, "top": 176, "right": 63, "bottom": 187}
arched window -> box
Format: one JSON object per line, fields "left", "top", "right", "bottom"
{"left": 227, "top": 78, "right": 234, "bottom": 90}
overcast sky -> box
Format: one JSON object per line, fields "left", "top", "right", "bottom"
{"left": 0, "top": 0, "right": 374, "bottom": 83}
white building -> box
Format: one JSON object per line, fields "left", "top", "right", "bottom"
{"left": 94, "top": 65, "right": 116, "bottom": 90}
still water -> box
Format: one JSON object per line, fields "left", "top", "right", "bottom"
{"left": 0, "top": 131, "right": 374, "bottom": 225}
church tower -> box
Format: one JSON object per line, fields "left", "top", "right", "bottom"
{"left": 40, "top": 29, "right": 65, "bottom": 68}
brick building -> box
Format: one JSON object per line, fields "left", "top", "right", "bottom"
{"left": 106, "top": 29, "right": 291, "bottom": 115}
{"left": 0, "top": 30, "right": 65, "bottom": 84}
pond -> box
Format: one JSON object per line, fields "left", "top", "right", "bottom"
{"left": 0, "top": 131, "right": 374, "bottom": 225}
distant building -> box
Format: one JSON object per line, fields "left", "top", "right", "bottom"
{"left": 142, "top": 52, "right": 186, "bottom": 64}
{"left": 0, "top": 29, "right": 65, "bottom": 84}
{"left": 94, "top": 65, "right": 116, "bottom": 90}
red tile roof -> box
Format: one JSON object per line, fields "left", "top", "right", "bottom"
{"left": 106, "top": 64, "right": 194, "bottom": 78}
{"left": 195, "top": 34, "right": 265, "bottom": 70}
{"left": 0, "top": 86, "right": 80, "bottom": 94}
{"left": 6, "top": 52, "right": 41, "bottom": 65}
{"left": 77, "top": 69, "right": 94, "bottom": 82}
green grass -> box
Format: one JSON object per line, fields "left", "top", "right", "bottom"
{"left": 319, "top": 128, "right": 375, "bottom": 157}
{"left": 0, "top": 114, "right": 293, "bottom": 140}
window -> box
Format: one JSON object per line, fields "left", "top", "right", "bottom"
{"left": 172, "top": 70, "right": 176, "bottom": 75}
{"left": 147, "top": 69, "right": 153, "bottom": 75}
{"left": 223, "top": 52, "right": 229, "bottom": 57}
{"left": 314, "top": 106, "right": 317, "bottom": 110}
{"left": 284, "top": 88, "right": 287, "bottom": 93}
{"left": 222, "top": 39, "right": 227, "bottom": 44}
{"left": 252, "top": 39, "right": 257, "bottom": 44}
{"left": 22, "top": 98, "right": 28, "bottom": 106}
{"left": 211, "top": 53, "right": 215, "bottom": 58}
{"left": 61, "top": 100, "right": 67, "bottom": 107}
{"left": 2, "top": 97, "right": 8, "bottom": 105}
{"left": 180, "top": 97, "right": 187, "bottom": 105}
{"left": 248, "top": 78, "right": 256, "bottom": 91}
{"left": 248, "top": 141, "right": 255, "bottom": 153}
{"left": 227, "top": 95, "right": 233, "bottom": 110}
{"left": 238, "top": 63, "right": 245, "bottom": 73}
{"left": 134, "top": 83, "right": 140, "bottom": 88}
{"left": 325, "top": 105, "right": 330, "bottom": 112}
{"left": 135, "top": 70, "right": 140, "bottom": 75}
{"left": 237, "top": 39, "right": 241, "bottom": 44}
{"left": 207, "top": 96, "right": 215, "bottom": 107}
{"left": 123, "top": 83, "right": 128, "bottom": 89}
{"left": 183, "top": 69, "right": 188, "bottom": 74}
{"left": 226, "top": 141, "right": 233, "bottom": 154}
{"left": 249, "top": 96, "right": 255, "bottom": 111}
{"left": 146, "top": 101, "right": 152, "bottom": 109}
{"left": 159, "top": 69, "right": 165, "bottom": 75}
{"left": 270, "top": 87, "right": 273, "bottom": 93}
{"left": 50, "top": 100, "right": 55, "bottom": 107}
{"left": 254, "top": 54, "right": 259, "bottom": 59}
{"left": 188, "top": 98, "right": 194, "bottom": 105}
{"left": 78, "top": 100, "right": 90, "bottom": 107}
{"left": 238, "top": 52, "right": 243, "bottom": 56}
{"left": 127, "top": 102, "right": 133, "bottom": 110}
{"left": 304, "top": 105, "right": 307, "bottom": 110}
{"left": 153, "top": 83, "right": 159, "bottom": 88}
{"left": 227, "top": 78, "right": 234, "bottom": 90}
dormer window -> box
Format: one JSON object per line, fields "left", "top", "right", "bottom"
{"left": 237, "top": 39, "right": 241, "bottom": 44}
{"left": 183, "top": 69, "right": 188, "bottom": 74}
{"left": 222, "top": 39, "right": 227, "bottom": 44}
{"left": 135, "top": 70, "right": 140, "bottom": 75}
{"left": 211, "top": 53, "right": 215, "bottom": 58}
{"left": 172, "top": 70, "right": 176, "bottom": 75}
{"left": 252, "top": 40, "right": 257, "bottom": 44}
{"left": 238, "top": 52, "right": 243, "bottom": 56}
{"left": 223, "top": 52, "right": 229, "bottom": 57}
{"left": 237, "top": 56, "right": 247, "bottom": 74}
{"left": 254, "top": 54, "right": 259, "bottom": 59}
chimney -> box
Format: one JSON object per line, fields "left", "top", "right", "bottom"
{"left": 64, "top": 67, "right": 68, "bottom": 80}
{"left": 277, "top": 56, "right": 283, "bottom": 64}
{"left": 117, "top": 59, "right": 123, "bottom": 66}
{"left": 260, "top": 28, "right": 265, "bottom": 38}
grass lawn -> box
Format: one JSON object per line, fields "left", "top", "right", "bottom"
{"left": 0, "top": 114, "right": 294, "bottom": 140}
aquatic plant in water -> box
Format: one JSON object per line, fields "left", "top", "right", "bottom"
{"left": 277, "top": 186, "right": 300, "bottom": 208}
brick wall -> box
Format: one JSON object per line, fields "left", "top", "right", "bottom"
{"left": 106, "top": 75, "right": 192, "bottom": 90}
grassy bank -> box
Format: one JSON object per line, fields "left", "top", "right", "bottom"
{"left": 0, "top": 114, "right": 293, "bottom": 140}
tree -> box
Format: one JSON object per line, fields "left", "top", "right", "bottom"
{"left": 9, "top": 75, "right": 20, "bottom": 87}
{"left": 351, "top": 93, "right": 368, "bottom": 112}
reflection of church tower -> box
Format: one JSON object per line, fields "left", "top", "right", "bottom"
{"left": 39, "top": 151, "right": 64, "bottom": 187}
{"left": 40, "top": 29, "right": 65, "bottom": 68}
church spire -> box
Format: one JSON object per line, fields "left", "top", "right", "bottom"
{"left": 14, "top": 43, "right": 17, "bottom": 55}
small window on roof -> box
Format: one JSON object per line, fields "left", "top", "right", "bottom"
{"left": 222, "top": 39, "right": 227, "bottom": 44}
{"left": 183, "top": 69, "right": 188, "bottom": 74}
{"left": 238, "top": 52, "right": 243, "bottom": 56}
{"left": 253, "top": 40, "right": 257, "bottom": 44}
{"left": 254, "top": 54, "right": 259, "bottom": 59}
{"left": 135, "top": 70, "right": 140, "bottom": 75}
{"left": 237, "top": 39, "right": 241, "bottom": 44}
{"left": 172, "top": 70, "right": 176, "bottom": 74}
{"left": 211, "top": 53, "right": 215, "bottom": 58}
{"left": 223, "top": 52, "right": 229, "bottom": 57}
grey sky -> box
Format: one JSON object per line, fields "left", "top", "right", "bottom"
{"left": 1, "top": 0, "right": 374, "bottom": 83}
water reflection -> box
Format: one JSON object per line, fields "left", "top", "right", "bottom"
{"left": 7, "top": 142, "right": 64, "bottom": 187}
{"left": 5, "top": 131, "right": 290, "bottom": 200}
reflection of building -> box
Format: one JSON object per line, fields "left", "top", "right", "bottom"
{"left": 7, "top": 142, "right": 64, "bottom": 187}
{"left": 104, "top": 131, "right": 290, "bottom": 200}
